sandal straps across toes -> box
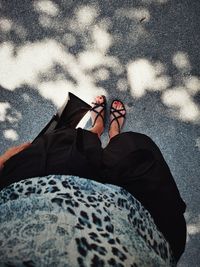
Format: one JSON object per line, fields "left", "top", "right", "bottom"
{"left": 109, "top": 100, "right": 126, "bottom": 133}
{"left": 90, "top": 95, "right": 106, "bottom": 127}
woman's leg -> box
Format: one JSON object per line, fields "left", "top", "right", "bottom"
{"left": 103, "top": 130, "right": 187, "bottom": 262}
{"left": 108, "top": 100, "right": 126, "bottom": 140}
{"left": 89, "top": 95, "right": 106, "bottom": 138}
{"left": 102, "top": 100, "right": 186, "bottom": 262}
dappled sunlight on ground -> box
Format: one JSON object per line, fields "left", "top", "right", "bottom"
{"left": 0, "top": 38, "right": 109, "bottom": 104}
{"left": 195, "top": 137, "right": 200, "bottom": 151}
{"left": 0, "top": 17, "right": 27, "bottom": 39}
{"left": 0, "top": 1, "right": 199, "bottom": 126}
{"left": 0, "top": 102, "right": 22, "bottom": 123}
{"left": 0, "top": 102, "right": 11, "bottom": 121}
{"left": 127, "top": 53, "right": 200, "bottom": 123}
{"left": 0, "top": 0, "right": 199, "bottom": 265}
{"left": 73, "top": 5, "right": 99, "bottom": 31}
{"left": 34, "top": 0, "right": 59, "bottom": 17}
{"left": 127, "top": 58, "right": 170, "bottom": 97}
{"left": 162, "top": 86, "right": 200, "bottom": 122}
{"left": 0, "top": 18, "right": 13, "bottom": 32}
{"left": 0, "top": 36, "right": 199, "bottom": 124}
{"left": 0, "top": 40, "right": 61, "bottom": 90}
{"left": 186, "top": 213, "right": 200, "bottom": 244}
{"left": 3, "top": 128, "right": 19, "bottom": 141}
{"left": 0, "top": 102, "right": 22, "bottom": 141}
{"left": 187, "top": 223, "right": 200, "bottom": 236}
{"left": 172, "top": 52, "right": 191, "bottom": 71}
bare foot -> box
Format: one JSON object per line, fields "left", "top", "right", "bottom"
{"left": 109, "top": 100, "right": 126, "bottom": 139}
{"left": 90, "top": 95, "right": 106, "bottom": 138}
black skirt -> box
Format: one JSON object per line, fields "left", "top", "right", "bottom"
{"left": 0, "top": 127, "right": 186, "bottom": 262}
{"left": 0, "top": 109, "right": 186, "bottom": 263}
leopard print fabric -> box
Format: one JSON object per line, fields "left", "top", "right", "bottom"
{"left": 0, "top": 175, "right": 175, "bottom": 266}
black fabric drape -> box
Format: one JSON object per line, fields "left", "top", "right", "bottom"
{"left": 0, "top": 94, "right": 186, "bottom": 262}
{"left": 32, "top": 92, "right": 92, "bottom": 142}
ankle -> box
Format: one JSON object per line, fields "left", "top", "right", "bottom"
{"left": 90, "top": 125, "right": 103, "bottom": 137}
{"left": 109, "top": 129, "right": 119, "bottom": 139}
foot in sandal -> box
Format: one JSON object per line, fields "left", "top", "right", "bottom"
{"left": 109, "top": 100, "right": 126, "bottom": 139}
{"left": 90, "top": 95, "right": 106, "bottom": 138}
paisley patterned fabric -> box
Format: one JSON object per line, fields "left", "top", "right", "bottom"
{"left": 0, "top": 175, "right": 176, "bottom": 266}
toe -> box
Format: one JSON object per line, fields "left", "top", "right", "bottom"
{"left": 99, "top": 96, "right": 103, "bottom": 103}
{"left": 95, "top": 95, "right": 104, "bottom": 104}
{"left": 113, "top": 101, "right": 122, "bottom": 110}
{"left": 113, "top": 101, "right": 118, "bottom": 109}
{"left": 117, "top": 101, "right": 121, "bottom": 109}
{"left": 95, "top": 96, "right": 100, "bottom": 104}
{"left": 112, "top": 101, "right": 126, "bottom": 115}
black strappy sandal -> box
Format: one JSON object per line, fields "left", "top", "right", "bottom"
{"left": 109, "top": 100, "right": 126, "bottom": 136}
{"left": 90, "top": 95, "right": 106, "bottom": 128}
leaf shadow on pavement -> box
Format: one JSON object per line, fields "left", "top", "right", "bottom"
{"left": 0, "top": 0, "right": 200, "bottom": 266}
